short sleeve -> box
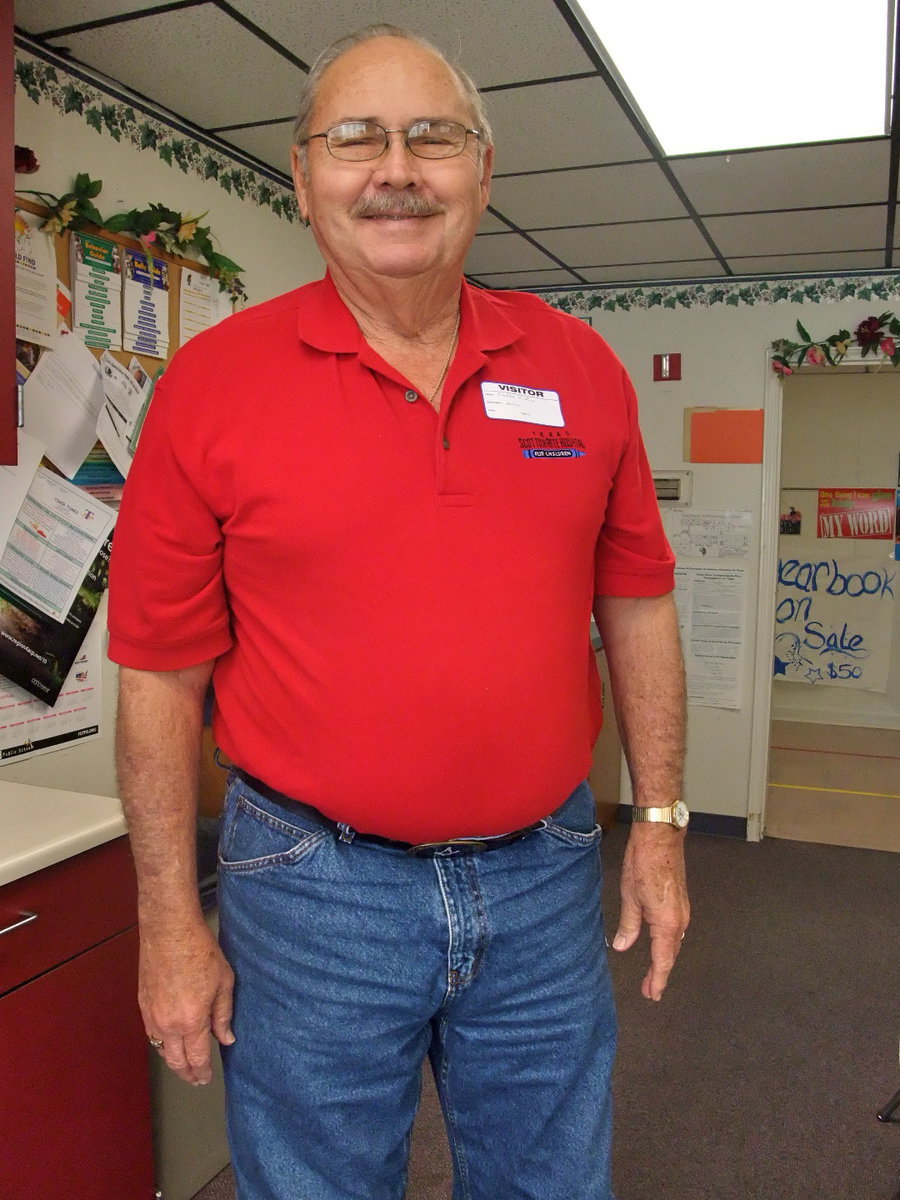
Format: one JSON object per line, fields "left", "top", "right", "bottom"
{"left": 107, "top": 365, "right": 234, "bottom": 670}
{"left": 593, "top": 369, "right": 675, "bottom": 597}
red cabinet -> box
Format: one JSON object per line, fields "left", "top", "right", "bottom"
{"left": 0, "top": 838, "right": 155, "bottom": 1199}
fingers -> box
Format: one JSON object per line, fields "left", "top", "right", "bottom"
{"left": 138, "top": 925, "right": 235, "bottom": 1082}
{"left": 642, "top": 923, "right": 685, "bottom": 1002}
{"left": 612, "top": 892, "right": 643, "bottom": 952}
{"left": 211, "top": 987, "right": 236, "bottom": 1048}
{"left": 613, "top": 828, "right": 690, "bottom": 1000}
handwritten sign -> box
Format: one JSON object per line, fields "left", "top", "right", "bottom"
{"left": 817, "top": 488, "right": 894, "bottom": 539}
{"left": 774, "top": 546, "right": 895, "bottom": 692}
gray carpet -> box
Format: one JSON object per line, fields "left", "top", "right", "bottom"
{"left": 192, "top": 828, "right": 900, "bottom": 1199}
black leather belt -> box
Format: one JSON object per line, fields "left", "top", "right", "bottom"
{"left": 232, "top": 768, "right": 544, "bottom": 856}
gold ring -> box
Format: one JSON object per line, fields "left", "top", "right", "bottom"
{"left": 149, "top": 1036, "right": 163, "bottom": 1050}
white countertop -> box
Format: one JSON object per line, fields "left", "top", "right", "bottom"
{"left": 0, "top": 780, "right": 126, "bottom": 887}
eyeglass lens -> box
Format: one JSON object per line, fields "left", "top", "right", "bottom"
{"left": 325, "top": 120, "right": 471, "bottom": 160}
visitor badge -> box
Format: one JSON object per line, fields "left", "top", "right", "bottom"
{"left": 481, "top": 381, "right": 564, "bottom": 427}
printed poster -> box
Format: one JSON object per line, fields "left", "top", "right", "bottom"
{"left": 774, "top": 544, "right": 895, "bottom": 692}
{"left": 817, "top": 488, "right": 894, "bottom": 539}
{"left": 673, "top": 565, "right": 747, "bottom": 709}
{"left": 0, "top": 534, "right": 111, "bottom": 705}
{"left": 0, "top": 609, "right": 103, "bottom": 761}
{"left": 14, "top": 208, "right": 56, "bottom": 348}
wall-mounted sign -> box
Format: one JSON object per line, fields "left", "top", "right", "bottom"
{"left": 816, "top": 488, "right": 894, "bottom": 539}
{"left": 774, "top": 544, "right": 895, "bottom": 692}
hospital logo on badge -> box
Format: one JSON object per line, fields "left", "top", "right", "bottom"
{"left": 519, "top": 433, "right": 586, "bottom": 460}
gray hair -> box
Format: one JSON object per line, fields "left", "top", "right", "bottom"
{"left": 292, "top": 24, "right": 493, "bottom": 168}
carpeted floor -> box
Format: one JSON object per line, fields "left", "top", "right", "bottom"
{"left": 192, "top": 827, "right": 900, "bottom": 1200}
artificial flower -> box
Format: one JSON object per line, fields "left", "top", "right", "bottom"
{"left": 805, "top": 346, "right": 825, "bottom": 366}
{"left": 855, "top": 316, "right": 883, "bottom": 347}
{"left": 773, "top": 359, "right": 793, "bottom": 375}
{"left": 43, "top": 198, "right": 78, "bottom": 234}
{"left": 15, "top": 145, "right": 39, "bottom": 174}
{"left": 880, "top": 336, "right": 896, "bottom": 357}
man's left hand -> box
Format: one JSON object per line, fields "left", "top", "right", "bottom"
{"left": 612, "top": 824, "right": 689, "bottom": 1000}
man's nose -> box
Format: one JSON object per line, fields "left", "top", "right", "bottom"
{"left": 372, "top": 131, "right": 421, "bottom": 186}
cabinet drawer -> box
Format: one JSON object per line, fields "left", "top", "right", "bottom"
{"left": 0, "top": 837, "right": 137, "bottom": 995}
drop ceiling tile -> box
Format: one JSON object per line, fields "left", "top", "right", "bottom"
{"left": 465, "top": 232, "right": 560, "bottom": 274}
{"left": 485, "top": 76, "right": 651, "bottom": 176}
{"left": 477, "top": 210, "right": 513, "bottom": 234}
{"left": 577, "top": 261, "right": 725, "bottom": 283}
{"left": 229, "top": 0, "right": 594, "bottom": 89}
{"left": 671, "top": 140, "right": 891, "bottom": 214}
{"left": 727, "top": 251, "right": 888, "bottom": 274}
{"left": 14, "top": 0, "right": 167, "bottom": 33}
{"left": 535, "top": 219, "right": 712, "bottom": 266}
{"left": 469, "top": 269, "right": 583, "bottom": 288}
{"left": 489, "top": 163, "right": 687, "bottom": 230}
{"left": 56, "top": 6, "right": 306, "bottom": 129}
{"left": 705, "top": 206, "right": 886, "bottom": 257}
{"left": 220, "top": 122, "right": 295, "bottom": 176}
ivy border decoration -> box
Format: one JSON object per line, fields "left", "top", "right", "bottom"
{"left": 15, "top": 51, "right": 299, "bottom": 226}
{"left": 541, "top": 275, "right": 900, "bottom": 316}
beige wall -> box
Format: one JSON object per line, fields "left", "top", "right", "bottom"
{"left": 564, "top": 290, "right": 900, "bottom": 818}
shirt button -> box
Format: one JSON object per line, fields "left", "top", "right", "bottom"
{"left": 405, "top": 389, "right": 418, "bottom": 403}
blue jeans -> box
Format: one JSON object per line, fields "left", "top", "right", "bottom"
{"left": 218, "top": 775, "right": 617, "bottom": 1200}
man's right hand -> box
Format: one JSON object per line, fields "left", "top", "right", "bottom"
{"left": 140, "top": 919, "right": 235, "bottom": 1085}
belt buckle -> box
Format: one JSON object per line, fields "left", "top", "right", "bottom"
{"left": 405, "top": 838, "right": 489, "bottom": 857}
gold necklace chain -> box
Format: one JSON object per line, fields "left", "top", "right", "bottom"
{"left": 429, "top": 310, "right": 461, "bottom": 407}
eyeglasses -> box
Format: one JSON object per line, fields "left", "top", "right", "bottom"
{"left": 302, "top": 120, "right": 482, "bottom": 162}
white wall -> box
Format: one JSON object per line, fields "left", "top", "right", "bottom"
{"left": 547, "top": 284, "right": 900, "bottom": 822}
{"left": 5, "top": 51, "right": 324, "bottom": 797}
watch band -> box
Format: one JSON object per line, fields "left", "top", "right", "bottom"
{"left": 631, "top": 801, "right": 689, "bottom": 829}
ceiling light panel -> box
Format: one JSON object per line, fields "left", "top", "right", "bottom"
{"left": 573, "top": 0, "right": 891, "bottom": 154}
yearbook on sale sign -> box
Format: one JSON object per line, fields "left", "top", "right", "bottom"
{"left": 816, "top": 488, "right": 894, "bottom": 539}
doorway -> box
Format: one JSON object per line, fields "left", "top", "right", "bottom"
{"left": 764, "top": 368, "right": 900, "bottom": 851}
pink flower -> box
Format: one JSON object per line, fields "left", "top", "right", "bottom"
{"left": 143, "top": 230, "right": 158, "bottom": 244}
{"left": 805, "top": 346, "right": 825, "bottom": 366}
{"left": 773, "top": 359, "right": 793, "bottom": 375}
{"left": 880, "top": 337, "right": 895, "bottom": 357}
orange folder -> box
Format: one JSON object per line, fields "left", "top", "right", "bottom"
{"left": 684, "top": 408, "right": 764, "bottom": 464}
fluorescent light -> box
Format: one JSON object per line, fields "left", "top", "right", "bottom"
{"left": 575, "top": 0, "right": 891, "bottom": 155}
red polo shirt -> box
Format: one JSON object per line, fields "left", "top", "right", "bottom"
{"left": 108, "top": 275, "right": 674, "bottom": 841}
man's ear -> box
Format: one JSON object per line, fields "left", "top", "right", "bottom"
{"left": 479, "top": 143, "right": 494, "bottom": 210}
{"left": 291, "top": 145, "right": 309, "bottom": 223}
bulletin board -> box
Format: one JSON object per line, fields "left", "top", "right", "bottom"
{"left": 3, "top": 199, "right": 219, "bottom": 764}
{"left": 15, "top": 194, "right": 213, "bottom": 375}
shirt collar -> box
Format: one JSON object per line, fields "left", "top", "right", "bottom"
{"left": 295, "top": 272, "right": 523, "bottom": 356}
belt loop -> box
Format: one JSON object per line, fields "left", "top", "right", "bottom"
{"left": 336, "top": 822, "right": 356, "bottom": 845}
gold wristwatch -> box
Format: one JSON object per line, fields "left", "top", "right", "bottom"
{"left": 631, "top": 801, "right": 690, "bottom": 829}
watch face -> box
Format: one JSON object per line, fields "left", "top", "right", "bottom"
{"left": 673, "top": 801, "right": 690, "bottom": 829}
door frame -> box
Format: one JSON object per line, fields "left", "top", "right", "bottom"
{"left": 746, "top": 351, "right": 784, "bottom": 840}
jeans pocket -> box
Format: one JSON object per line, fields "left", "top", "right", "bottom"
{"left": 219, "top": 790, "right": 328, "bottom": 873}
{"left": 538, "top": 780, "right": 604, "bottom": 846}
{"left": 539, "top": 819, "right": 604, "bottom": 848}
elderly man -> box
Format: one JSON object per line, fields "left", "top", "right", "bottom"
{"left": 109, "top": 24, "right": 689, "bottom": 1200}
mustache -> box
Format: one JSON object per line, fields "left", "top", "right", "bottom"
{"left": 351, "top": 192, "right": 446, "bottom": 219}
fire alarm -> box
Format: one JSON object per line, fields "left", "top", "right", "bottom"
{"left": 653, "top": 353, "right": 682, "bottom": 381}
